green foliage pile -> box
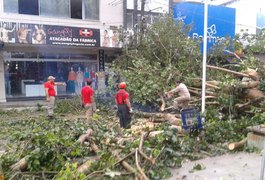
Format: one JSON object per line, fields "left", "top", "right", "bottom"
{"left": 0, "top": 98, "right": 264, "bottom": 179}
{"left": 55, "top": 96, "right": 83, "bottom": 114}
{"left": 0, "top": 115, "right": 89, "bottom": 179}
{"left": 113, "top": 16, "right": 201, "bottom": 105}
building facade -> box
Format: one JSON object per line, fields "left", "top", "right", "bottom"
{"left": 0, "top": 0, "right": 123, "bottom": 102}
{"left": 124, "top": 0, "right": 169, "bottom": 33}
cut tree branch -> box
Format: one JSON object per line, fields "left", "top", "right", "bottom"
{"left": 207, "top": 65, "right": 250, "bottom": 78}
{"left": 135, "top": 148, "right": 149, "bottom": 180}
{"left": 228, "top": 138, "right": 247, "bottom": 150}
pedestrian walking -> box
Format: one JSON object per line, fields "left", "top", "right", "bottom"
{"left": 115, "top": 82, "right": 132, "bottom": 128}
{"left": 81, "top": 79, "right": 96, "bottom": 122}
{"left": 44, "top": 76, "right": 65, "bottom": 119}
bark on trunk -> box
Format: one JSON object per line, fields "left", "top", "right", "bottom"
{"left": 244, "top": 89, "right": 264, "bottom": 100}
{"left": 240, "top": 81, "right": 260, "bottom": 88}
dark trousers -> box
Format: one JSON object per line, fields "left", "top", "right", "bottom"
{"left": 117, "top": 105, "right": 131, "bottom": 128}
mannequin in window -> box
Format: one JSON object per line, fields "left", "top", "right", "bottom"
{"left": 68, "top": 67, "right": 76, "bottom": 94}
{"left": 84, "top": 67, "right": 90, "bottom": 85}
{"left": 90, "top": 65, "right": 96, "bottom": 90}
{"left": 75, "top": 67, "right": 84, "bottom": 95}
{"left": 57, "top": 68, "right": 65, "bottom": 82}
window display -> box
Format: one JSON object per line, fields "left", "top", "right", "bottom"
{"left": 68, "top": 67, "right": 76, "bottom": 94}
{"left": 75, "top": 67, "right": 84, "bottom": 95}
{"left": 4, "top": 60, "right": 98, "bottom": 98}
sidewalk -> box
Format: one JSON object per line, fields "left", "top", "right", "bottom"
{"left": 0, "top": 100, "right": 47, "bottom": 110}
{"left": 168, "top": 152, "right": 263, "bottom": 180}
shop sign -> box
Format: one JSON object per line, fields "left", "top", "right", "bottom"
{"left": 98, "top": 49, "right": 105, "bottom": 71}
{"left": 100, "top": 28, "right": 121, "bottom": 48}
{"left": 46, "top": 25, "right": 100, "bottom": 47}
{"left": 173, "top": 2, "right": 235, "bottom": 50}
{"left": 0, "top": 21, "right": 100, "bottom": 47}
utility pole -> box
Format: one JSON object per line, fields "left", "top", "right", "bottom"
{"left": 140, "top": 0, "right": 146, "bottom": 41}
{"left": 140, "top": 0, "right": 145, "bottom": 18}
{"left": 123, "top": 0, "right": 127, "bottom": 30}
{"left": 133, "top": 0, "right": 138, "bottom": 34}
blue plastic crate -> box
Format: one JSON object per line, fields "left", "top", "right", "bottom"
{"left": 180, "top": 108, "right": 203, "bottom": 130}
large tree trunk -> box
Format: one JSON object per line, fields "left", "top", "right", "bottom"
{"left": 243, "top": 68, "right": 260, "bottom": 81}
{"left": 240, "top": 81, "right": 260, "bottom": 88}
{"left": 134, "top": 112, "right": 182, "bottom": 124}
{"left": 244, "top": 89, "right": 264, "bottom": 100}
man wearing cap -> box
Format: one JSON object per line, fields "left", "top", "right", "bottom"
{"left": 165, "top": 80, "right": 190, "bottom": 110}
{"left": 81, "top": 79, "right": 96, "bottom": 122}
{"left": 44, "top": 76, "right": 65, "bottom": 118}
{"left": 115, "top": 82, "right": 132, "bottom": 128}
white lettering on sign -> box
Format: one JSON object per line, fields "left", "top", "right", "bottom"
{"left": 192, "top": 24, "right": 225, "bottom": 43}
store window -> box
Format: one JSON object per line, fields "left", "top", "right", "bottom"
{"left": 4, "top": 53, "right": 98, "bottom": 98}
{"left": 84, "top": 0, "right": 99, "bottom": 20}
{"left": 126, "top": 13, "right": 133, "bottom": 30}
{"left": 4, "top": 0, "right": 99, "bottom": 20}
{"left": 19, "top": 0, "right": 39, "bottom": 15}
{"left": 3, "top": 0, "right": 18, "bottom": 13}
{"left": 40, "top": 0, "right": 69, "bottom": 18}
{"left": 71, "top": 0, "right": 82, "bottom": 19}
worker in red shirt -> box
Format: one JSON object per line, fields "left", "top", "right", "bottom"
{"left": 81, "top": 79, "right": 96, "bottom": 122}
{"left": 115, "top": 82, "right": 132, "bottom": 128}
{"left": 44, "top": 76, "right": 65, "bottom": 118}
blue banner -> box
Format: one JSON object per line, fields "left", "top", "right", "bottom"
{"left": 173, "top": 2, "right": 236, "bottom": 50}
{"left": 257, "top": 12, "right": 265, "bottom": 31}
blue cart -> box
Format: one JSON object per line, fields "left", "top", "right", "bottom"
{"left": 180, "top": 108, "right": 203, "bottom": 134}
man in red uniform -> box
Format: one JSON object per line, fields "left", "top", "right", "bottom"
{"left": 115, "top": 82, "right": 132, "bottom": 128}
{"left": 44, "top": 76, "right": 65, "bottom": 118}
{"left": 81, "top": 79, "right": 96, "bottom": 122}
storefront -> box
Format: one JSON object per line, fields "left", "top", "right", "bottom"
{"left": 0, "top": 21, "right": 121, "bottom": 102}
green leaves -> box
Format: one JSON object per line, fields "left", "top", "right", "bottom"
{"left": 55, "top": 163, "right": 86, "bottom": 180}
{"left": 113, "top": 15, "right": 201, "bottom": 105}
{"left": 1, "top": 117, "right": 90, "bottom": 174}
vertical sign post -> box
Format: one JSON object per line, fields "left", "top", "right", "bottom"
{"left": 99, "top": 49, "right": 105, "bottom": 72}
{"left": 201, "top": 0, "right": 208, "bottom": 122}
